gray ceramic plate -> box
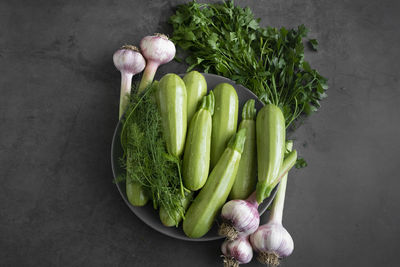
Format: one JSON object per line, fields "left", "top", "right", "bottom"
{"left": 111, "top": 73, "right": 278, "bottom": 241}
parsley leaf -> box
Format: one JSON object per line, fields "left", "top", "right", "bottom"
{"left": 309, "top": 39, "right": 319, "bottom": 51}
{"left": 295, "top": 157, "right": 308, "bottom": 168}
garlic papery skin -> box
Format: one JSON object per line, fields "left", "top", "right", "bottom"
{"left": 113, "top": 45, "right": 146, "bottom": 75}
{"left": 219, "top": 192, "right": 260, "bottom": 240}
{"left": 113, "top": 45, "right": 146, "bottom": 118}
{"left": 138, "top": 34, "right": 176, "bottom": 93}
{"left": 250, "top": 222, "right": 294, "bottom": 266}
{"left": 221, "top": 236, "right": 253, "bottom": 267}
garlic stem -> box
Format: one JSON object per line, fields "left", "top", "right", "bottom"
{"left": 119, "top": 73, "right": 133, "bottom": 118}
{"left": 270, "top": 141, "right": 292, "bottom": 223}
{"left": 269, "top": 173, "right": 287, "bottom": 224}
{"left": 138, "top": 61, "right": 159, "bottom": 94}
{"left": 246, "top": 190, "right": 258, "bottom": 207}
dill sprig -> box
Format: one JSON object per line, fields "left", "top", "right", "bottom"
{"left": 120, "top": 83, "right": 186, "bottom": 225}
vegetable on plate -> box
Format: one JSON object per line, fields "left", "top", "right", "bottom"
{"left": 256, "top": 104, "right": 286, "bottom": 203}
{"left": 182, "top": 91, "right": 214, "bottom": 191}
{"left": 159, "top": 191, "right": 194, "bottom": 227}
{"left": 229, "top": 99, "right": 257, "bottom": 200}
{"left": 183, "top": 71, "right": 208, "bottom": 123}
{"left": 126, "top": 129, "right": 149, "bottom": 207}
{"left": 210, "top": 83, "right": 239, "bottom": 168}
{"left": 183, "top": 128, "right": 246, "bottom": 238}
{"left": 156, "top": 73, "right": 187, "bottom": 158}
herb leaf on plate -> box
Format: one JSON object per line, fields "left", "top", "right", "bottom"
{"left": 120, "top": 84, "right": 186, "bottom": 225}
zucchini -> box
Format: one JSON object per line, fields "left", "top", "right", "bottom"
{"left": 210, "top": 83, "right": 238, "bottom": 168}
{"left": 159, "top": 192, "right": 194, "bottom": 227}
{"left": 256, "top": 104, "right": 286, "bottom": 203}
{"left": 229, "top": 99, "right": 257, "bottom": 200}
{"left": 126, "top": 127, "right": 149, "bottom": 206}
{"left": 126, "top": 181, "right": 148, "bottom": 206}
{"left": 183, "top": 128, "right": 246, "bottom": 238}
{"left": 183, "top": 71, "right": 207, "bottom": 124}
{"left": 183, "top": 92, "right": 214, "bottom": 191}
{"left": 157, "top": 74, "right": 187, "bottom": 157}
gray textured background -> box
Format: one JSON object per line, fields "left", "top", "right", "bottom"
{"left": 1, "top": 0, "right": 399, "bottom": 266}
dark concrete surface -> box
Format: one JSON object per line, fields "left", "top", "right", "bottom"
{"left": 1, "top": 0, "right": 399, "bottom": 266}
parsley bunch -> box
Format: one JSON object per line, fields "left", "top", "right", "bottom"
{"left": 169, "top": 0, "right": 328, "bottom": 127}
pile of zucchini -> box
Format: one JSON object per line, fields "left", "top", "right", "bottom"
{"left": 129, "top": 71, "right": 297, "bottom": 238}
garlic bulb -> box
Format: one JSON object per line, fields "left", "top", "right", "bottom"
{"left": 221, "top": 236, "right": 253, "bottom": 267}
{"left": 250, "top": 222, "right": 294, "bottom": 266}
{"left": 219, "top": 191, "right": 260, "bottom": 240}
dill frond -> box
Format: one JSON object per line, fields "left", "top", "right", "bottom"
{"left": 121, "top": 83, "right": 185, "bottom": 225}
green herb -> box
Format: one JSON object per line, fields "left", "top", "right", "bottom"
{"left": 169, "top": 0, "right": 328, "bottom": 127}
{"left": 295, "top": 157, "right": 308, "bottom": 168}
{"left": 120, "top": 83, "right": 186, "bottom": 225}
{"left": 309, "top": 39, "right": 319, "bottom": 51}
{"left": 113, "top": 174, "right": 126, "bottom": 184}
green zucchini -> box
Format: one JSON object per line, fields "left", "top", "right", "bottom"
{"left": 183, "top": 71, "right": 207, "bottom": 124}
{"left": 183, "top": 128, "right": 246, "bottom": 238}
{"left": 256, "top": 104, "right": 286, "bottom": 203}
{"left": 229, "top": 99, "right": 257, "bottom": 200}
{"left": 159, "top": 192, "right": 194, "bottom": 227}
{"left": 183, "top": 92, "right": 214, "bottom": 191}
{"left": 126, "top": 181, "right": 148, "bottom": 206}
{"left": 157, "top": 74, "right": 187, "bottom": 157}
{"left": 210, "top": 83, "right": 239, "bottom": 168}
{"left": 125, "top": 125, "right": 149, "bottom": 207}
